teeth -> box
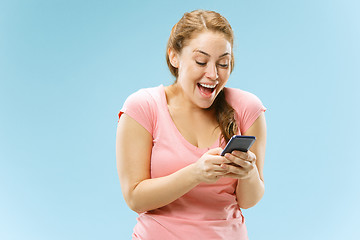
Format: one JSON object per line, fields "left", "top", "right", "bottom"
{"left": 199, "top": 83, "right": 216, "bottom": 88}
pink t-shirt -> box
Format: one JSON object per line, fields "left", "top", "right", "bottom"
{"left": 119, "top": 85, "right": 266, "bottom": 240}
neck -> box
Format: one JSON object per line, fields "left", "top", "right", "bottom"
{"left": 165, "top": 83, "right": 214, "bottom": 114}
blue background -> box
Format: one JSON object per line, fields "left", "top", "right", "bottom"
{"left": 1, "top": 0, "right": 359, "bottom": 239}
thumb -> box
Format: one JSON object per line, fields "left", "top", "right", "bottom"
{"left": 207, "top": 147, "right": 223, "bottom": 156}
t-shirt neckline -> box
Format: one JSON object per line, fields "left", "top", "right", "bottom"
{"left": 159, "top": 84, "right": 220, "bottom": 153}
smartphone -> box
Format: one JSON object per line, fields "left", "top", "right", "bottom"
{"left": 221, "top": 135, "right": 256, "bottom": 156}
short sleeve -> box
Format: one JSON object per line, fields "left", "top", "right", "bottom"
{"left": 225, "top": 88, "right": 266, "bottom": 135}
{"left": 118, "top": 89, "right": 155, "bottom": 134}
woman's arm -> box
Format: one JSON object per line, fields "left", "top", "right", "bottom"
{"left": 116, "top": 114, "right": 229, "bottom": 213}
{"left": 220, "top": 112, "right": 267, "bottom": 209}
{"left": 235, "top": 112, "right": 267, "bottom": 208}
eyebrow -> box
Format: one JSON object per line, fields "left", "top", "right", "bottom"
{"left": 193, "top": 49, "right": 230, "bottom": 58}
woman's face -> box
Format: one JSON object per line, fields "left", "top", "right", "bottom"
{"left": 172, "top": 31, "right": 232, "bottom": 109}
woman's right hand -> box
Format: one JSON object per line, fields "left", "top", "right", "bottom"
{"left": 192, "top": 147, "right": 230, "bottom": 184}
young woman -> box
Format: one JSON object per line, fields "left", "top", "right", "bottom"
{"left": 116, "top": 9, "right": 267, "bottom": 240}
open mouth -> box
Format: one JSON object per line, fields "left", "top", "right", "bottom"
{"left": 197, "top": 83, "right": 217, "bottom": 96}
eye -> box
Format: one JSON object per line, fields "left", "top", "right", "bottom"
{"left": 218, "top": 63, "right": 229, "bottom": 68}
{"left": 196, "top": 61, "right": 206, "bottom": 66}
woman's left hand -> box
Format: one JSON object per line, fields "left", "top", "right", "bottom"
{"left": 221, "top": 150, "right": 258, "bottom": 179}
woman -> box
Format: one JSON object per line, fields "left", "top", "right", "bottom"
{"left": 116, "top": 9, "right": 267, "bottom": 240}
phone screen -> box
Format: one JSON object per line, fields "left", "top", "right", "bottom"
{"left": 221, "top": 135, "right": 256, "bottom": 156}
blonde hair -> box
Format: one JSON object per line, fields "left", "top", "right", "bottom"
{"left": 165, "top": 10, "right": 238, "bottom": 143}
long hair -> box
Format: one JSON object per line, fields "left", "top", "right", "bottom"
{"left": 165, "top": 10, "right": 238, "bottom": 143}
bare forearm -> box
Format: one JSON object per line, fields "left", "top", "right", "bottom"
{"left": 236, "top": 167, "right": 264, "bottom": 209}
{"left": 126, "top": 164, "right": 200, "bottom": 213}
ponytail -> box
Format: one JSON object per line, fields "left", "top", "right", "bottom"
{"left": 213, "top": 90, "right": 238, "bottom": 144}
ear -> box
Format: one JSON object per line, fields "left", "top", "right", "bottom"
{"left": 168, "top": 48, "right": 179, "bottom": 68}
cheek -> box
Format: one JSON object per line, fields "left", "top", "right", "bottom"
{"left": 219, "top": 69, "right": 230, "bottom": 81}
{"left": 181, "top": 65, "right": 203, "bottom": 79}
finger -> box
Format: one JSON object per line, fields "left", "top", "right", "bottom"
{"left": 208, "top": 155, "right": 232, "bottom": 165}
{"left": 231, "top": 150, "right": 256, "bottom": 162}
{"left": 222, "top": 160, "right": 253, "bottom": 172}
{"left": 224, "top": 153, "right": 250, "bottom": 167}
{"left": 207, "top": 147, "right": 224, "bottom": 156}
{"left": 213, "top": 165, "right": 230, "bottom": 172}
{"left": 230, "top": 150, "right": 250, "bottom": 160}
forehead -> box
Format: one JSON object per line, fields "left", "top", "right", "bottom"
{"left": 182, "top": 31, "right": 232, "bottom": 56}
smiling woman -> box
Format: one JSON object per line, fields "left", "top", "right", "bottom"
{"left": 116, "top": 9, "right": 267, "bottom": 239}
{"left": 167, "top": 31, "right": 232, "bottom": 109}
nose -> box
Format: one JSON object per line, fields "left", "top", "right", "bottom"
{"left": 205, "top": 63, "right": 218, "bottom": 80}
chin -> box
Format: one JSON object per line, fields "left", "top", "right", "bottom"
{"left": 198, "top": 99, "right": 216, "bottom": 110}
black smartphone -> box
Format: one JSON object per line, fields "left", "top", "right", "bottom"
{"left": 221, "top": 135, "right": 256, "bottom": 156}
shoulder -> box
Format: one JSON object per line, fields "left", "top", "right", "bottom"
{"left": 118, "top": 85, "right": 163, "bottom": 134}
{"left": 121, "top": 85, "right": 164, "bottom": 115}
{"left": 224, "top": 87, "right": 265, "bottom": 109}
{"left": 223, "top": 87, "right": 266, "bottom": 134}
{"left": 125, "top": 85, "right": 162, "bottom": 105}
